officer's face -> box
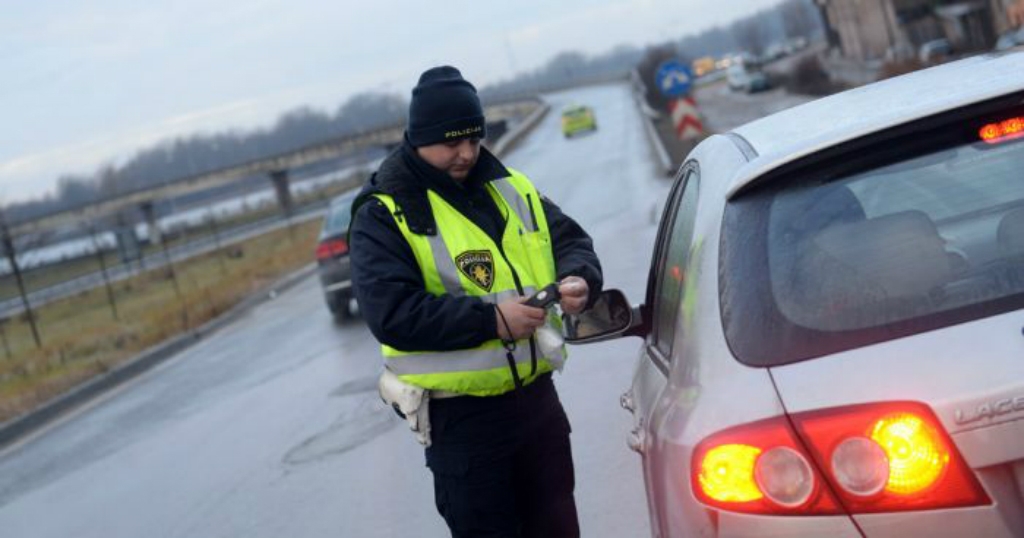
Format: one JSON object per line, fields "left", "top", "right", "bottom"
{"left": 416, "top": 138, "right": 481, "bottom": 182}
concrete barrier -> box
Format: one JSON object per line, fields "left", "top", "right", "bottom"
{"left": 629, "top": 69, "right": 717, "bottom": 177}
{"left": 490, "top": 100, "right": 550, "bottom": 157}
{"left": 630, "top": 70, "right": 674, "bottom": 176}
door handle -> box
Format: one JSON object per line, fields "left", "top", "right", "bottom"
{"left": 627, "top": 424, "right": 645, "bottom": 454}
{"left": 620, "top": 391, "right": 635, "bottom": 413}
{"left": 621, "top": 391, "right": 644, "bottom": 453}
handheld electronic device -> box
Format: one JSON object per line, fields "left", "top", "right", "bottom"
{"left": 524, "top": 283, "right": 561, "bottom": 308}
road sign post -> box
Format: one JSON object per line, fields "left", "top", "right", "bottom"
{"left": 655, "top": 60, "right": 694, "bottom": 98}
{"left": 668, "top": 96, "right": 704, "bottom": 140}
{"left": 655, "top": 60, "right": 704, "bottom": 142}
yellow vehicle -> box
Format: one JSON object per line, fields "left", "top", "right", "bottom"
{"left": 561, "top": 105, "right": 597, "bottom": 137}
{"left": 692, "top": 56, "right": 716, "bottom": 77}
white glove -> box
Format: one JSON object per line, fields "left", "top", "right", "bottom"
{"left": 535, "top": 325, "right": 566, "bottom": 371}
{"left": 378, "top": 369, "right": 432, "bottom": 447}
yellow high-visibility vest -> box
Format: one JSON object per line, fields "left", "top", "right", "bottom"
{"left": 372, "top": 169, "right": 564, "bottom": 396}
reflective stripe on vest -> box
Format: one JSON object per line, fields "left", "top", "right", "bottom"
{"left": 371, "top": 169, "right": 564, "bottom": 396}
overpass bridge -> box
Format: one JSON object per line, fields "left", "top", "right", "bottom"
{"left": 11, "top": 99, "right": 542, "bottom": 240}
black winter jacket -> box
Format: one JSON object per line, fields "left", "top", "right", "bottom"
{"left": 349, "top": 139, "right": 602, "bottom": 353}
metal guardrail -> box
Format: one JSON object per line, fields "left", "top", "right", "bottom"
{"left": 0, "top": 198, "right": 336, "bottom": 318}
{"left": 630, "top": 70, "right": 674, "bottom": 175}
{"left": 629, "top": 68, "right": 721, "bottom": 177}
{"left": 0, "top": 98, "right": 550, "bottom": 319}
{"left": 490, "top": 99, "right": 550, "bottom": 157}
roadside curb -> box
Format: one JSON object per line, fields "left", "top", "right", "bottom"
{"left": 630, "top": 70, "right": 674, "bottom": 176}
{"left": 0, "top": 262, "right": 318, "bottom": 450}
{"left": 491, "top": 99, "right": 550, "bottom": 157}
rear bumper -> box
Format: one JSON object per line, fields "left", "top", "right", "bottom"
{"left": 323, "top": 279, "right": 352, "bottom": 294}
{"left": 317, "top": 258, "right": 351, "bottom": 295}
{"left": 562, "top": 120, "right": 596, "bottom": 135}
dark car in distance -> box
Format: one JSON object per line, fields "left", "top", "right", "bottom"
{"left": 316, "top": 190, "right": 358, "bottom": 320}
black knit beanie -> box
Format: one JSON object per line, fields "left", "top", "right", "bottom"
{"left": 407, "top": 66, "right": 486, "bottom": 147}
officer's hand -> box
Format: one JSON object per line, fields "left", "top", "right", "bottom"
{"left": 495, "top": 300, "right": 546, "bottom": 341}
{"left": 558, "top": 276, "right": 589, "bottom": 315}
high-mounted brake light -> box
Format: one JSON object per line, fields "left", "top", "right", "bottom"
{"left": 692, "top": 402, "right": 990, "bottom": 516}
{"left": 978, "top": 115, "right": 1024, "bottom": 144}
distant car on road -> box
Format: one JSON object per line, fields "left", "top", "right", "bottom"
{"left": 561, "top": 105, "right": 597, "bottom": 137}
{"left": 566, "top": 51, "right": 1024, "bottom": 537}
{"left": 761, "top": 42, "right": 788, "bottom": 63}
{"left": 315, "top": 190, "right": 358, "bottom": 320}
{"left": 919, "top": 38, "right": 953, "bottom": 63}
{"left": 727, "top": 64, "right": 770, "bottom": 93}
{"left": 745, "top": 70, "right": 770, "bottom": 93}
{"left": 726, "top": 64, "right": 748, "bottom": 91}
{"left": 995, "top": 26, "right": 1024, "bottom": 51}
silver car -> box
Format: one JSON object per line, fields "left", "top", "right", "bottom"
{"left": 569, "top": 52, "right": 1024, "bottom": 536}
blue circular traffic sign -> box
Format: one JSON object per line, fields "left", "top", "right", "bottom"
{"left": 655, "top": 60, "right": 693, "bottom": 98}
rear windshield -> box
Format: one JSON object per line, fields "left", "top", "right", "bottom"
{"left": 722, "top": 102, "right": 1024, "bottom": 366}
{"left": 563, "top": 107, "right": 590, "bottom": 118}
{"left": 322, "top": 195, "right": 355, "bottom": 236}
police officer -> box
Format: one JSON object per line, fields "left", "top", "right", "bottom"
{"left": 349, "top": 65, "right": 602, "bottom": 537}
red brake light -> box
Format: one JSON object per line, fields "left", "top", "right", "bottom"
{"left": 315, "top": 238, "right": 348, "bottom": 261}
{"left": 793, "top": 402, "right": 988, "bottom": 513}
{"left": 979, "top": 115, "right": 1024, "bottom": 144}
{"left": 692, "top": 402, "right": 990, "bottom": 515}
{"left": 692, "top": 416, "right": 842, "bottom": 515}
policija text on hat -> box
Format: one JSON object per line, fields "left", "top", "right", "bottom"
{"left": 349, "top": 65, "right": 603, "bottom": 537}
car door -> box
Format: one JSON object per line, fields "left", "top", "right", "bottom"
{"left": 624, "top": 162, "right": 701, "bottom": 529}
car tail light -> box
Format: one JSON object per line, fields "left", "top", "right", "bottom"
{"left": 794, "top": 402, "right": 989, "bottom": 513}
{"left": 756, "top": 446, "right": 815, "bottom": 508}
{"left": 698, "top": 444, "right": 763, "bottom": 503}
{"left": 316, "top": 238, "right": 348, "bottom": 261}
{"left": 693, "top": 417, "right": 843, "bottom": 515}
{"left": 830, "top": 437, "right": 888, "bottom": 497}
{"left": 692, "top": 402, "right": 990, "bottom": 515}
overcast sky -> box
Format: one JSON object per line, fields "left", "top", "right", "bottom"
{"left": 1, "top": 0, "right": 782, "bottom": 204}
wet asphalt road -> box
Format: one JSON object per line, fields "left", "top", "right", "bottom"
{"left": 0, "top": 79, "right": 813, "bottom": 537}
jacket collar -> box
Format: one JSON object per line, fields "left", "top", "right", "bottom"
{"left": 354, "top": 136, "right": 510, "bottom": 235}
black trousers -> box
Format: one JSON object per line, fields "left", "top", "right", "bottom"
{"left": 425, "top": 373, "right": 580, "bottom": 538}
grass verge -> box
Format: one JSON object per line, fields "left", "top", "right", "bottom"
{"left": 0, "top": 219, "right": 320, "bottom": 423}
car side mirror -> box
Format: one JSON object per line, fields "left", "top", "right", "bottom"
{"left": 563, "top": 289, "right": 636, "bottom": 344}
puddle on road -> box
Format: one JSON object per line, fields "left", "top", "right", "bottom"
{"left": 283, "top": 378, "right": 397, "bottom": 465}
{"left": 329, "top": 375, "right": 378, "bottom": 398}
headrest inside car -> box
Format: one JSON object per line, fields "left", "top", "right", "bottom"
{"left": 811, "top": 210, "right": 952, "bottom": 299}
{"left": 997, "top": 207, "right": 1024, "bottom": 256}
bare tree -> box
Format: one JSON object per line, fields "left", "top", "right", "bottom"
{"left": 779, "top": 0, "right": 817, "bottom": 40}
{"left": 733, "top": 17, "right": 770, "bottom": 57}
{"left": 636, "top": 44, "right": 685, "bottom": 110}
{"left": 334, "top": 92, "right": 407, "bottom": 134}
{"left": 0, "top": 211, "right": 42, "bottom": 348}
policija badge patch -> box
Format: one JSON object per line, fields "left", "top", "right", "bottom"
{"left": 455, "top": 251, "right": 495, "bottom": 291}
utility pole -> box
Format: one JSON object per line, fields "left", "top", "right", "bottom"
{"left": 0, "top": 214, "right": 41, "bottom": 348}
{"left": 89, "top": 222, "right": 120, "bottom": 321}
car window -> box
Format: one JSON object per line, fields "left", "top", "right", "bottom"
{"left": 652, "top": 168, "right": 700, "bottom": 359}
{"left": 722, "top": 103, "right": 1024, "bottom": 366}
{"left": 322, "top": 196, "right": 355, "bottom": 236}
{"left": 563, "top": 107, "right": 588, "bottom": 118}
